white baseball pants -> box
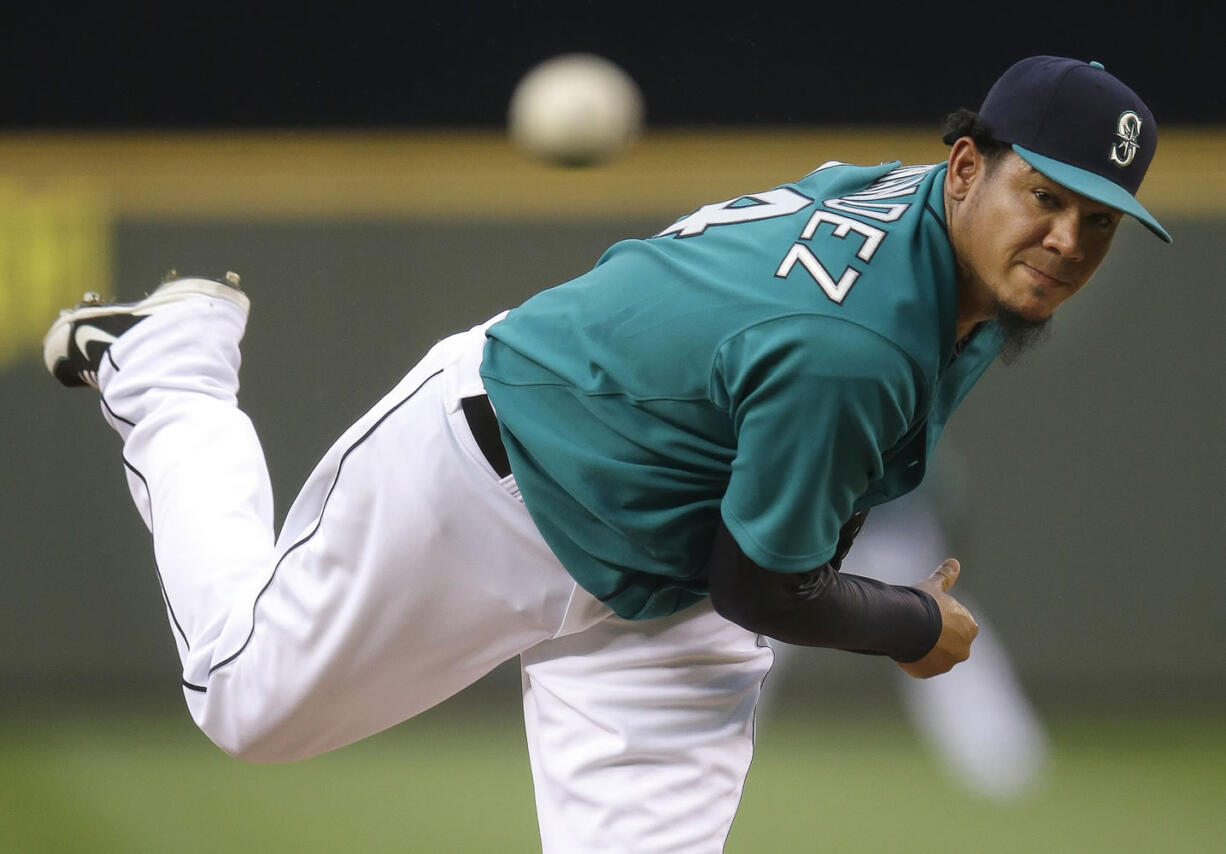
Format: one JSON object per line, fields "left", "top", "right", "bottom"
{"left": 95, "top": 291, "right": 772, "bottom": 853}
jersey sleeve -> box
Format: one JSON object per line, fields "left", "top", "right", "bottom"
{"left": 713, "top": 315, "right": 920, "bottom": 572}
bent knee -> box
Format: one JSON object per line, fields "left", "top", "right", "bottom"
{"left": 199, "top": 719, "right": 324, "bottom": 763}
{"left": 187, "top": 689, "right": 327, "bottom": 763}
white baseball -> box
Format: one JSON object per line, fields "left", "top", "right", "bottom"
{"left": 508, "top": 53, "right": 645, "bottom": 167}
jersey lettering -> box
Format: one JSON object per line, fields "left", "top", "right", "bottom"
{"left": 775, "top": 210, "right": 888, "bottom": 304}
{"left": 655, "top": 164, "right": 934, "bottom": 305}
{"left": 775, "top": 244, "right": 861, "bottom": 304}
{"left": 655, "top": 188, "right": 813, "bottom": 238}
{"left": 800, "top": 210, "right": 886, "bottom": 260}
{"left": 823, "top": 164, "right": 934, "bottom": 223}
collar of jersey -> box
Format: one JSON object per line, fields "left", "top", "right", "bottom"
{"left": 921, "top": 163, "right": 960, "bottom": 373}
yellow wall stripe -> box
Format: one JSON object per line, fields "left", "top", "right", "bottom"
{"left": 2, "top": 128, "right": 1223, "bottom": 219}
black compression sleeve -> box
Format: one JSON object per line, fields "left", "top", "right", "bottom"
{"left": 706, "top": 522, "right": 941, "bottom": 662}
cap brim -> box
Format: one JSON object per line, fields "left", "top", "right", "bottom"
{"left": 1013, "top": 145, "right": 1172, "bottom": 243}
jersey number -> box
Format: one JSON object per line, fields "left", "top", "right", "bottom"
{"left": 655, "top": 185, "right": 888, "bottom": 306}
{"left": 654, "top": 188, "right": 813, "bottom": 238}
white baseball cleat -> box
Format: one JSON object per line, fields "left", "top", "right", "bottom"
{"left": 43, "top": 271, "right": 249, "bottom": 389}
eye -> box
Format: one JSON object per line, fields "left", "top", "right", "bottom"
{"left": 1032, "top": 189, "right": 1056, "bottom": 206}
{"left": 1089, "top": 212, "right": 1118, "bottom": 230}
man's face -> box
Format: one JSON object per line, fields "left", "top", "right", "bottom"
{"left": 953, "top": 151, "right": 1123, "bottom": 324}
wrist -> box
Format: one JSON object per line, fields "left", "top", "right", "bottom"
{"left": 890, "top": 588, "right": 942, "bottom": 663}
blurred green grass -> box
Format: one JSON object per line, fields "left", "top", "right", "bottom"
{"left": 2, "top": 704, "right": 1222, "bottom": 853}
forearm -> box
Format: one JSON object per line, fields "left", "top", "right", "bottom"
{"left": 706, "top": 522, "right": 941, "bottom": 662}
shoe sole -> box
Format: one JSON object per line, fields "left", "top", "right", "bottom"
{"left": 43, "top": 277, "right": 251, "bottom": 378}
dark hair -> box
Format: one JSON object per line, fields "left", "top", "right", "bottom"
{"left": 941, "top": 108, "right": 1011, "bottom": 165}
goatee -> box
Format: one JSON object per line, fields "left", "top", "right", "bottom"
{"left": 995, "top": 303, "right": 1052, "bottom": 365}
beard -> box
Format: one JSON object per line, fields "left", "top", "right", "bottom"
{"left": 994, "top": 300, "right": 1052, "bottom": 365}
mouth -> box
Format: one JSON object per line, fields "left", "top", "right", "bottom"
{"left": 1021, "top": 263, "right": 1073, "bottom": 288}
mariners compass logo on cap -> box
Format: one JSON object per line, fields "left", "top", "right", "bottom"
{"left": 1110, "top": 111, "right": 1143, "bottom": 167}
{"left": 979, "top": 55, "right": 1171, "bottom": 242}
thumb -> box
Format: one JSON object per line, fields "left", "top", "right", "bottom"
{"left": 928, "top": 559, "right": 961, "bottom": 592}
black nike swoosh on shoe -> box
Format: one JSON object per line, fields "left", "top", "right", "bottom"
{"left": 73, "top": 324, "right": 118, "bottom": 357}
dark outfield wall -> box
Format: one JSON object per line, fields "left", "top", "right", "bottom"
{"left": 5, "top": 8, "right": 1221, "bottom": 127}
{"left": 3, "top": 213, "right": 1223, "bottom": 710}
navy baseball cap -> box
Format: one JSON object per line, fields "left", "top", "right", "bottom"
{"left": 980, "top": 56, "right": 1170, "bottom": 243}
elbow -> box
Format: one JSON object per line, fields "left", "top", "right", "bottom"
{"left": 705, "top": 521, "right": 797, "bottom": 636}
{"left": 709, "top": 575, "right": 756, "bottom": 631}
{"left": 710, "top": 571, "right": 806, "bottom": 640}
{"left": 708, "top": 558, "right": 783, "bottom": 638}
{"left": 706, "top": 526, "right": 763, "bottom": 632}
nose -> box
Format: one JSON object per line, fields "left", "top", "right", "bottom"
{"left": 1042, "top": 212, "right": 1083, "bottom": 260}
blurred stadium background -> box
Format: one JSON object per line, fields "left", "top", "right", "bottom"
{"left": 3, "top": 7, "right": 1224, "bottom": 852}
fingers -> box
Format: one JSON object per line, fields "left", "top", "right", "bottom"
{"left": 929, "top": 558, "right": 960, "bottom": 592}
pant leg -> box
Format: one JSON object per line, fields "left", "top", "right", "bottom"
{"left": 99, "top": 300, "right": 592, "bottom": 762}
{"left": 521, "top": 600, "right": 774, "bottom": 854}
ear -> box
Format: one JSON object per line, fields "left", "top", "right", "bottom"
{"left": 945, "top": 137, "right": 982, "bottom": 202}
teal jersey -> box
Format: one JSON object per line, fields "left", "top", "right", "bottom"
{"left": 480, "top": 161, "right": 1001, "bottom": 620}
